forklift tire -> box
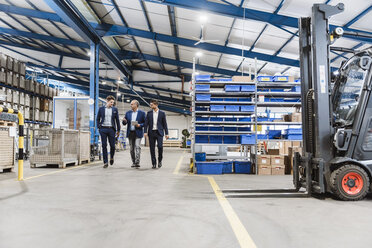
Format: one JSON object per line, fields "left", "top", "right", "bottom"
{"left": 330, "top": 164, "right": 370, "bottom": 201}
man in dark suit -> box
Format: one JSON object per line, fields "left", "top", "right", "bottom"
{"left": 144, "top": 100, "right": 169, "bottom": 169}
{"left": 96, "top": 95, "right": 121, "bottom": 168}
{"left": 122, "top": 100, "right": 146, "bottom": 168}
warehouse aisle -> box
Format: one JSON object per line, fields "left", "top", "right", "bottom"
{"left": 2, "top": 148, "right": 372, "bottom": 248}
{"left": 0, "top": 148, "right": 238, "bottom": 248}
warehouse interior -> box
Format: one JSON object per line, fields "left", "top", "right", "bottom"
{"left": 0, "top": 0, "right": 372, "bottom": 247}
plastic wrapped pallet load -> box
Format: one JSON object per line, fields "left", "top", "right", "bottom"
{"left": 0, "top": 127, "right": 15, "bottom": 172}
{"left": 78, "top": 131, "right": 90, "bottom": 164}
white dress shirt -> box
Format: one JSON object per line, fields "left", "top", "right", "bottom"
{"left": 130, "top": 110, "right": 138, "bottom": 131}
{"left": 152, "top": 109, "right": 159, "bottom": 130}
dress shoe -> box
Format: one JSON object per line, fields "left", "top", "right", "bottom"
{"left": 110, "top": 158, "right": 114, "bottom": 165}
{"left": 103, "top": 163, "right": 108, "bottom": 168}
{"left": 152, "top": 165, "right": 156, "bottom": 169}
{"left": 131, "top": 164, "right": 136, "bottom": 168}
{"left": 158, "top": 162, "right": 162, "bottom": 168}
{"left": 135, "top": 164, "right": 140, "bottom": 168}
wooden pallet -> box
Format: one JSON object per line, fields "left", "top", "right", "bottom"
{"left": 163, "top": 140, "right": 182, "bottom": 148}
{"left": 30, "top": 160, "right": 78, "bottom": 169}
{"left": 78, "top": 159, "right": 89, "bottom": 165}
{"left": 0, "top": 121, "right": 16, "bottom": 127}
{"left": 0, "top": 166, "right": 14, "bottom": 173}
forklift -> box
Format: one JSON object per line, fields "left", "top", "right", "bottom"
{"left": 224, "top": 3, "right": 372, "bottom": 201}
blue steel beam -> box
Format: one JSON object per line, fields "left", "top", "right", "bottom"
{"left": 90, "top": 42, "right": 100, "bottom": 143}
{"left": 235, "top": 0, "right": 285, "bottom": 73}
{"left": 139, "top": 0, "right": 166, "bottom": 71}
{"left": 142, "top": 0, "right": 372, "bottom": 44}
{"left": 109, "top": 0, "right": 151, "bottom": 70}
{"left": 0, "top": 3, "right": 300, "bottom": 67}
{"left": 44, "top": 0, "right": 131, "bottom": 78}
{"left": 167, "top": 5, "right": 181, "bottom": 75}
{"left": 0, "top": 29, "right": 259, "bottom": 76}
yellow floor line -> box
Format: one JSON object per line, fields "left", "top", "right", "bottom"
{"left": 173, "top": 151, "right": 186, "bottom": 175}
{"left": 207, "top": 176, "right": 257, "bottom": 248}
{"left": 23, "top": 161, "right": 101, "bottom": 181}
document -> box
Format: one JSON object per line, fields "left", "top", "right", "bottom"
{"left": 131, "top": 120, "right": 138, "bottom": 126}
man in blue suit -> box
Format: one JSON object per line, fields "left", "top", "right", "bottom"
{"left": 96, "top": 95, "right": 121, "bottom": 168}
{"left": 122, "top": 100, "right": 146, "bottom": 168}
{"left": 144, "top": 99, "right": 169, "bottom": 169}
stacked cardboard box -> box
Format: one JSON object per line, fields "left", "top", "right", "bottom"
{"left": 256, "top": 140, "right": 303, "bottom": 175}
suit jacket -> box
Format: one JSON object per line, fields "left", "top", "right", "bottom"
{"left": 96, "top": 106, "right": 121, "bottom": 132}
{"left": 122, "top": 110, "right": 146, "bottom": 138}
{"left": 144, "top": 110, "right": 169, "bottom": 137}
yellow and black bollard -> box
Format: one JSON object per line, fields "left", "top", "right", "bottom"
{"left": 0, "top": 106, "right": 24, "bottom": 180}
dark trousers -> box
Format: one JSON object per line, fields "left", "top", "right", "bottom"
{"left": 129, "top": 131, "right": 141, "bottom": 165}
{"left": 99, "top": 127, "right": 116, "bottom": 164}
{"left": 149, "top": 130, "right": 163, "bottom": 166}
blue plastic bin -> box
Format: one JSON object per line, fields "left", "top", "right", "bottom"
{"left": 210, "top": 136, "right": 223, "bottom": 144}
{"left": 268, "top": 130, "right": 282, "bottom": 139}
{"left": 195, "top": 84, "right": 210, "bottom": 92}
{"left": 196, "top": 106, "right": 208, "bottom": 111}
{"left": 257, "top": 76, "right": 272, "bottom": 82}
{"left": 196, "top": 162, "right": 223, "bottom": 174}
{"left": 196, "top": 94, "right": 211, "bottom": 101}
{"left": 239, "top": 98, "right": 252, "bottom": 102}
{"left": 195, "top": 135, "right": 209, "bottom": 143}
{"left": 226, "top": 105, "right": 240, "bottom": 112}
{"left": 186, "top": 140, "right": 191, "bottom": 146}
{"left": 225, "top": 117, "right": 238, "bottom": 122}
{"left": 240, "top": 85, "right": 256, "bottom": 92}
{"left": 258, "top": 89, "right": 270, "bottom": 92}
{"left": 234, "top": 161, "right": 252, "bottom": 174}
{"left": 209, "top": 126, "right": 223, "bottom": 131}
{"left": 225, "top": 85, "right": 241, "bottom": 92}
{"left": 210, "top": 117, "right": 223, "bottom": 122}
{"left": 285, "top": 134, "right": 303, "bottom": 140}
{"left": 195, "top": 153, "right": 206, "bottom": 162}
{"left": 210, "top": 117, "right": 224, "bottom": 122}
{"left": 285, "top": 128, "right": 302, "bottom": 135}
{"left": 240, "top": 105, "right": 255, "bottom": 112}
{"left": 196, "top": 117, "right": 209, "bottom": 121}
{"left": 224, "top": 135, "right": 238, "bottom": 144}
{"left": 240, "top": 135, "right": 255, "bottom": 145}
{"left": 224, "top": 98, "right": 239, "bottom": 102}
{"left": 196, "top": 126, "right": 208, "bottom": 131}
{"left": 257, "top": 134, "right": 268, "bottom": 140}
{"left": 291, "top": 86, "right": 301, "bottom": 92}
{"left": 210, "top": 105, "right": 225, "bottom": 112}
{"left": 270, "top": 98, "right": 284, "bottom": 102}
{"left": 257, "top": 117, "right": 269, "bottom": 122}
{"left": 222, "top": 161, "right": 233, "bottom": 174}
{"left": 270, "top": 89, "right": 284, "bottom": 92}
{"left": 224, "top": 127, "right": 237, "bottom": 132}
{"left": 284, "top": 99, "right": 301, "bottom": 102}
{"left": 210, "top": 98, "right": 224, "bottom": 102}
{"left": 195, "top": 75, "right": 210, "bottom": 82}
{"left": 272, "top": 76, "right": 289, "bottom": 82}
{"left": 238, "top": 127, "right": 251, "bottom": 131}
{"left": 239, "top": 117, "right": 251, "bottom": 122}
{"left": 211, "top": 78, "right": 232, "bottom": 82}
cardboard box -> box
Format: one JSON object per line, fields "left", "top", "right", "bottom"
{"left": 232, "top": 76, "right": 252, "bottom": 82}
{"left": 291, "top": 113, "right": 302, "bottom": 122}
{"left": 279, "top": 141, "right": 292, "bottom": 155}
{"left": 272, "top": 165, "right": 285, "bottom": 175}
{"left": 257, "top": 155, "right": 271, "bottom": 165}
{"left": 268, "top": 149, "right": 280, "bottom": 155}
{"left": 271, "top": 155, "right": 285, "bottom": 166}
{"left": 283, "top": 114, "right": 291, "bottom": 122}
{"left": 292, "top": 141, "right": 302, "bottom": 147}
{"left": 258, "top": 164, "right": 271, "bottom": 175}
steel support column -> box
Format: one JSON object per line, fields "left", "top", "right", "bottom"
{"left": 90, "top": 42, "right": 100, "bottom": 144}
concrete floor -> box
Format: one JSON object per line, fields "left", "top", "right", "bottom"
{"left": 1, "top": 148, "right": 372, "bottom": 248}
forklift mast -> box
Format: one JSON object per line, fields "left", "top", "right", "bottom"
{"left": 298, "top": 3, "right": 345, "bottom": 193}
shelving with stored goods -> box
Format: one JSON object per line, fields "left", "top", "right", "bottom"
{"left": 191, "top": 75, "right": 304, "bottom": 175}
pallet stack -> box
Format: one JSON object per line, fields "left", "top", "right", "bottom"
{"left": 0, "top": 127, "right": 15, "bottom": 173}
{"left": 0, "top": 52, "right": 57, "bottom": 125}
